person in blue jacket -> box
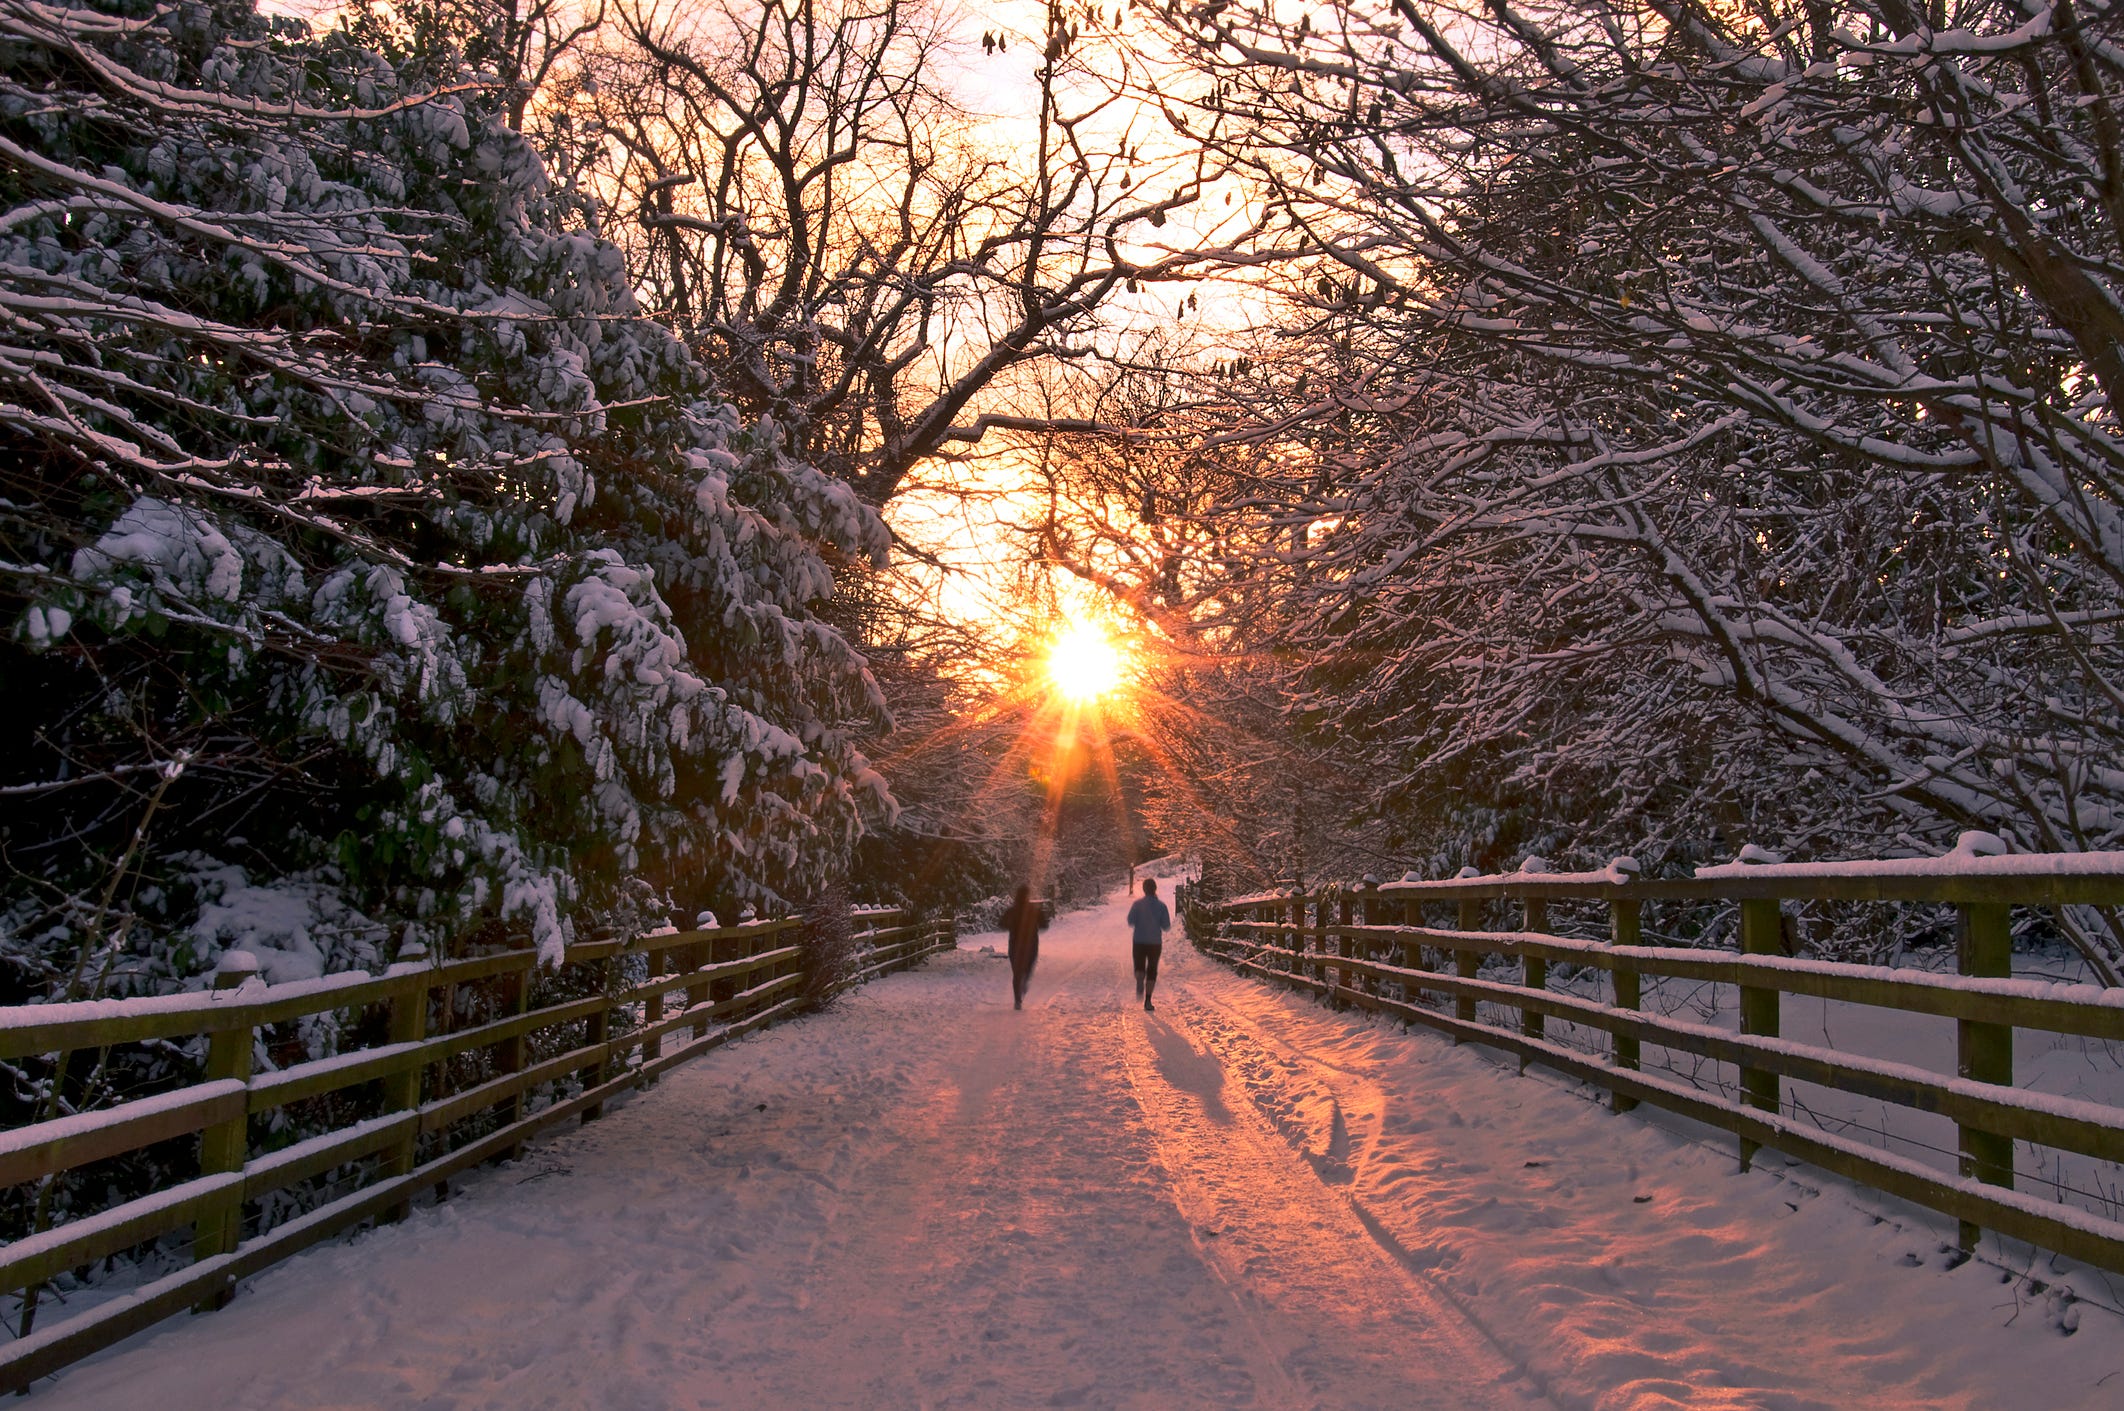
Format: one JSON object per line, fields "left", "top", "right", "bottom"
{"left": 1126, "top": 878, "right": 1171, "bottom": 1012}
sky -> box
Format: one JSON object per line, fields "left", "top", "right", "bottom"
{"left": 881, "top": 0, "right": 1281, "bottom": 646}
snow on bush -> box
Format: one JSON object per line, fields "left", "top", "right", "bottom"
{"left": 0, "top": 0, "right": 894, "bottom": 1004}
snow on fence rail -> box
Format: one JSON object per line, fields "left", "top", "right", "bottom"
{"left": 0, "top": 908, "right": 954, "bottom": 1393}
{"left": 1191, "top": 854, "right": 2124, "bottom": 1278}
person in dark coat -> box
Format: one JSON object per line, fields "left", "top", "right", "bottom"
{"left": 1001, "top": 884, "right": 1044, "bottom": 1010}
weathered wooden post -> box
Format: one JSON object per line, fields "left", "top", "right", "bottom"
{"left": 1455, "top": 867, "right": 1482, "bottom": 1035}
{"left": 1608, "top": 858, "right": 1642, "bottom": 1114}
{"left": 497, "top": 957, "right": 530, "bottom": 1163}
{"left": 781, "top": 912, "right": 803, "bottom": 999}
{"left": 641, "top": 946, "right": 665, "bottom": 1079}
{"left": 1359, "top": 875, "right": 1393, "bottom": 998}
{"left": 429, "top": 972, "right": 459, "bottom": 1205}
{"left": 193, "top": 953, "right": 257, "bottom": 1305}
{"left": 765, "top": 916, "right": 786, "bottom": 1008}
{"left": 1737, "top": 888, "right": 1784, "bottom": 1171}
{"left": 1957, "top": 900, "right": 2015, "bottom": 1253}
{"left": 1398, "top": 883, "right": 1426, "bottom": 984}
{"left": 711, "top": 919, "right": 739, "bottom": 1012}
{"left": 1308, "top": 888, "right": 1325, "bottom": 986}
{"left": 1328, "top": 886, "right": 1347, "bottom": 991}
{"left": 580, "top": 947, "right": 612, "bottom": 1123}
{"left": 1286, "top": 892, "right": 1304, "bottom": 982}
{"left": 687, "top": 935, "right": 711, "bottom": 1039}
{"left": 382, "top": 943, "right": 428, "bottom": 1220}
{"left": 1522, "top": 891, "right": 1549, "bottom": 1046}
{"left": 1292, "top": 891, "right": 1306, "bottom": 983}
{"left": 1338, "top": 881, "right": 1353, "bottom": 997}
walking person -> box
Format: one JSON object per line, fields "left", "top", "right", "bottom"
{"left": 1127, "top": 877, "right": 1171, "bottom": 1012}
{"left": 1001, "top": 884, "right": 1044, "bottom": 1010}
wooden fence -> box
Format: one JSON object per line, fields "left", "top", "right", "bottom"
{"left": 0, "top": 906, "right": 954, "bottom": 1392}
{"left": 1190, "top": 853, "right": 2124, "bottom": 1277}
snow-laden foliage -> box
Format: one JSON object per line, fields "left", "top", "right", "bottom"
{"left": 0, "top": 0, "right": 891, "bottom": 1011}
{"left": 1126, "top": 0, "right": 2124, "bottom": 975}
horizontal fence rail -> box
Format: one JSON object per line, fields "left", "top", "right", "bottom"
{"left": 1188, "top": 853, "right": 2124, "bottom": 1278}
{"left": 0, "top": 908, "right": 954, "bottom": 1392}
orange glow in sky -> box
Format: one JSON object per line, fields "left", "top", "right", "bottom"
{"left": 1047, "top": 621, "right": 1124, "bottom": 703}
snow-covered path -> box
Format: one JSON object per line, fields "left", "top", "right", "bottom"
{"left": 33, "top": 886, "right": 2124, "bottom": 1408}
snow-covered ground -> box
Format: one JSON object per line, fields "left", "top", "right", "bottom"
{"left": 29, "top": 883, "right": 2124, "bottom": 1409}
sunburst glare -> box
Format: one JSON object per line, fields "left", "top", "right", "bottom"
{"left": 1047, "top": 621, "right": 1124, "bottom": 703}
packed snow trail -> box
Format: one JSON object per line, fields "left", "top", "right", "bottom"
{"left": 33, "top": 886, "right": 2124, "bottom": 1408}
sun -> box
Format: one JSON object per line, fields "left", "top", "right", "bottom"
{"left": 1047, "top": 621, "right": 1124, "bottom": 703}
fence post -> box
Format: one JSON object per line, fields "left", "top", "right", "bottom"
{"left": 1521, "top": 893, "right": 1548, "bottom": 1056}
{"left": 429, "top": 974, "right": 458, "bottom": 1203}
{"left": 642, "top": 947, "right": 664, "bottom": 1079}
{"left": 1957, "top": 902, "right": 2015, "bottom": 1253}
{"left": 497, "top": 958, "right": 530, "bottom": 1163}
{"left": 580, "top": 949, "right": 612, "bottom": 1123}
{"left": 767, "top": 920, "right": 790, "bottom": 1014}
{"left": 1338, "top": 886, "right": 1355, "bottom": 999}
{"left": 1327, "top": 887, "right": 1345, "bottom": 991}
{"left": 1359, "top": 875, "right": 1376, "bottom": 998}
{"left": 1609, "top": 892, "right": 1642, "bottom": 1114}
{"left": 1289, "top": 893, "right": 1305, "bottom": 987}
{"left": 381, "top": 946, "right": 429, "bottom": 1221}
{"left": 1454, "top": 868, "right": 1482, "bottom": 1036}
{"left": 782, "top": 914, "right": 803, "bottom": 999}
{"left": 1399, "top": 887, "right": 1426, "bottom": 986}
{"left": 684, "top": 936, "right": 709, "bottom": 1038}
{"left": 711, "top": 924, "right": 739, "bottom": 1013}
{"left": 192, "top": 955, "right": 257, "bottom": 1307}
{"left": 1737, "top": 897, "right": 1783, "bottom": 1170}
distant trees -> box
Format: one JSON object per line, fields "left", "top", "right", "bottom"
{"left": 555, "top": 0, "right": 1235, "bottom": 504}
{"left": 1, "top": 0, "right": 889, "bottom": 1000}
{"left": 1015, "top": 348, "right": 1405, "bottom": 893}
{"left": 1124, "top": 0, "right": 2124, "bottom": 972}
{"left": 835, "top": 573, "right": 1153, "bottom": 912}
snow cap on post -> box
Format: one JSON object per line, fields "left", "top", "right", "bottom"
{"left": 1733, "top": 844, "right": 1785, "bottom": 866}
{"left": 1950, "top": 831, "right": 2010, "bottom": 860}
{"left": 1518, "top": 855, "right": 1552, "bottom": 875}
{"left": 1456, "top": 866, "right": 1482, "bottom": 880}
{"left": 213, "top": 949, "right": 261, "bottom": 991}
